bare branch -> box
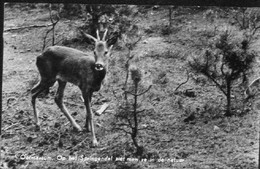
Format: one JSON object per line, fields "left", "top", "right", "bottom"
{"left": 175, "top": 70, "right": 190, "bottom": 91}
{"left": 42, "top": 28, "right": 53, "bottom": 51}
{"left": 220, "top": 62, "right": 225, "bottom": 77}
{"left": 42, "top": 3, "right": 61, "bottom": 50}
{"left": 125, "top": 85, "right": 152, "bottom": 97}
{"left": 126, "top": 116, "right": 133, "bottom": 129}
{"left": 131, "top": 36, "right": 142, "bottom": 47}
{"left": 205, "top": 71, "right": 227, "bottom": 96}
{"left": 136, "top": 109, "right": 146, "bottom": 114}
{"left": 123, "top": 50, "right": 135, "bottom": 100}
{"left": 136, "top": 85, "right": 152, "bottom": 96}
{"left": 4, "top": 24, "right": 52, "bottom": 32}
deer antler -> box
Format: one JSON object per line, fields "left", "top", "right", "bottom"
{"left": 96, "top": 30, "right": 100, "bottom": 40}
{"left": 102, "top": 29, "right": 108, "bottom": 41}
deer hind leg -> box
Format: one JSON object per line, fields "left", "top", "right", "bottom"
{"left": 83, "top": 91, "right": 98, "bottom": 147}
{"left": 55, "top": 80, "right": 82, "bottom": 131}
{"left": 31, "top": 79, "right": 55, "bottom": 130}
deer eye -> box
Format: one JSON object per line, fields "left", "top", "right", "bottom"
{"left": 104, "top": 51, "right": 108, "bottom": 55}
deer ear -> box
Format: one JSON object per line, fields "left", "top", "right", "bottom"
{"left": 109, "top": 45, "right": 113, "bottom": 51}
{"left": 80, "top": 30, "right": 97, "bottom": 45}
{"left": 83, "top": 33, "right": 97, "bottom": 42}
{"left": 107, "top": 32, "right": 119, "bottom": 47}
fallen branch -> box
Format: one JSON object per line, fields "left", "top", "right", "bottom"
{"left": 69, "top": 137, "right": 88, "bottom": 150}
{"left": 4, "top": 24, "right": 53, "bottom": 32}
{"left": 3, "top": 123, "right": 19, "bottom": 131}
{"left": 95, "top": 103, "right": 109, "bottom": 116}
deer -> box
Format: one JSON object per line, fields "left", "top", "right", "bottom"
{"left": 31, "top": 29, "right": 115, "bottom": 147}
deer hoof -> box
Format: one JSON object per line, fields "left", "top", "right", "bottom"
{"left": 73, "top": 125, "right": 83, "bottom": 132}
{"left": 91, "top": 140, "right": 99, "bottom": 147}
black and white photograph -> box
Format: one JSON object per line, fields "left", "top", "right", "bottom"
{"left": 1, "top": 2, "right": 259, "bottom": 168}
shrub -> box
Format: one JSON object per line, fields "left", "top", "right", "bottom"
{"left": 189, "top": 30, "right": 256, "bottom": 116}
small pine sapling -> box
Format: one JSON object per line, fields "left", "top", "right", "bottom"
{"left": 112, "top": 24, "right": 152, "bottom": 157}
{"left": 114, "top": 64, "right": 151, "bottom": 157}
{"left": 42, "top": 4, "right": 61, "bottom": 51}
{"left": 189, "top": 31, "right": 255, "bottom": 116}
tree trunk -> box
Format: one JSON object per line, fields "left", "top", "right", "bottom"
{"left": 132, "top": 81, "right": 141, "bottom": 155}
{"left": 132, "top": 81, "right": 138, "bottom": 146}
{"left": 91, "top": 14, "right": 99, "bottom": 37}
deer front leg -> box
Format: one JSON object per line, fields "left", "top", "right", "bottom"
{"left": 84, "top": 91, "right": 92, "bottom": 132}
{"left": 82, "top": 91, "right": 98, "bottom": 147}
{"left": 55, "top": 80, "right": 82, "bottom": 131}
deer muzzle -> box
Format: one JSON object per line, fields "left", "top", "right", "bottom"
{"left": 95, "top": 63, "right": 104, "bottom": 71}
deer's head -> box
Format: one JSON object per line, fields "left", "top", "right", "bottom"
{"left": 83, "top": 29, "right": 114, "bottom": 71}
